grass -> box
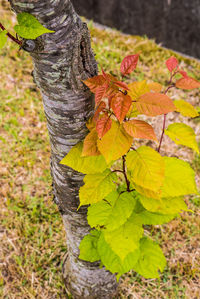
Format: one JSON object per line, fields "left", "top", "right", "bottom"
{"left": 0, "top": 3, "right": 200, "bottom": 299}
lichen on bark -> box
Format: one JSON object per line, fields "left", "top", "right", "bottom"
{"left": 9, "top": 0, "right": 118, "bottom": 298}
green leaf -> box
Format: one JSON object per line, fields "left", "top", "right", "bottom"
{"left": 174, "top": 99, "right": 199, "bottom": 118}
{"left": 139, "top": 195, "right": 188, "bottom": 214}
{"left": 79, "top": 230, "right": 100, "bottom": 262}
{"left": 60, "top": 142, "right": 108, "bottom": 174}
{"left": 87, "top": 191, "right": 138, "bottom": 231}
{"left": 14, "top": 12, "right": 54, "bottom": 39}
{"left": 79, "top": 169, "right": 117, "bottom": 206}
{"left": 103, "top": 213, "right": 143, "bottom": 260}
{"left": 0, "top": 30, "right": 8, "bottom": 49}
{"left": 165, "top": 123, "right": 199, "bottom": 153}
{"left": 97, "top": 120, "right": 133, "bottom": 164}
{"left": 126, "top": 146, "right": 165, "bottom": 192}
{"left": 133, "top": 237, "right": 166, "bottom": 278}
{"left": 137, "top": 210, "right": 177, "bottom": 224}
{"left": 162, "top": 157, "right": 198, "bottom": 197}
{"left": 97, "top": 233, "right": 140, "bottom": 277}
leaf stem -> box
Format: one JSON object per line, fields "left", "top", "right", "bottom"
{"left": 122, "top": 155, "right": 131, "bottom": 192}
{"left": 0, "top": 23, "right": 22, "bottom": 46}
{"left": 157, "top": 71, "right": 177, "bottom": 152}
{"left": 157, "top": 113, "right": 167, "bottom": 152}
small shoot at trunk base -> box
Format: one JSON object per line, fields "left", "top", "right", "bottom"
{"left": 61, "top": 54, "right": 199, "bottom": 280}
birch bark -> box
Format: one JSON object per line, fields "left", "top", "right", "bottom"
{"left": 9, "top": 0, "right": 118, "bottom": 298}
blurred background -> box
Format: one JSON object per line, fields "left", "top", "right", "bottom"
{"left": 72, "top": 0, "right": 200, "bottom": 59}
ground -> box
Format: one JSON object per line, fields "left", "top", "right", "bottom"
{"left": 0, "top": 2, "right": 200, "bottom": 298}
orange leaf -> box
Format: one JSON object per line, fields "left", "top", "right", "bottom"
{"left": 120, "top": 54, "right": 139, "bottom": 76}
{"left": 93, "top": 102, "right": 106, "bottom": 122}
{"left": 83, "top": 75, "right": 106, "bottom": 92}
{"left": 95, "top": 84, "right": 108, "bottom": 106}
{"left": 111, "top": 93, "right": 132, "bottom": 123}
{"left": 96, "top": 114, "right": 112, "bottom": 138}
{"left": 82, "top": 130, "right": 101, "bottom": 156}
{"left": 136, "top": 92, "right": 176, "bottom": 116}
{"left": 166, "top": 56, "right": 178, "bottom": 72}
{"left": 148, "top": 82, "right": 162, "bottom": 93}
{"left": 176, "top": 77, "right": 200, "bottom": 90}
{"left": 113, "top": 81, "right": 129, "bottom": 90}
{"left": 123, "top": 120, "right": 158, "bottom": 141}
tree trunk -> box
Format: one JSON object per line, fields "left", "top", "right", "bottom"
{"left": 9, "top": 0, "right": 118, "bottom": 298}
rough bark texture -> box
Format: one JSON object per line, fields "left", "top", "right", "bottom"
{"left": 72, "top": 0, "right": 200, "bottom": 59}
{"left": 9, "top": 0, "right": 118, "bottom": 298}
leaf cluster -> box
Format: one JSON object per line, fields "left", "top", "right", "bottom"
{"left": 61, "top": 55, "right": 200, "bottom": 280}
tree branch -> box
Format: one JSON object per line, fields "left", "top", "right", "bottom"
{"left": 0, "top": 23, "right": 22, "bottom": 46}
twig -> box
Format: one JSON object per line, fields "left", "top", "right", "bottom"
{"left": 0, "top": 22, "right": 22, "bottom": 46}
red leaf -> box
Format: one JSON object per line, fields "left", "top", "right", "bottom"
{"left": 120, "top": 54, "right": 139, "bottom": 76}
{"left": 136, "top": 92, "right": 176, "bottom": 116}
{"left": 179, "top": 70, "right": 188, "bottom": 78}
{"left": 123, "top": 120, "right": 158, "bottom": 141}
{"left": 83, "top": 75, "right": 106, "bottom": 92}
{"left": 113, "top": 81, "right": 129, "bottom": 91}
{"left": 166, "top": 56, "right": 178, "bottom": 72}
{"left": 95, "top": 84, "right": 108, "bottom": 106}
{"left": 101, "top": 67, "right": 108, "bottom": 80}
{"left": 176, "top": 77, "right": 200, "bottom": 90}
{"left": 96, "top": 114, "right": 112, "bottom": 138}
{"left": 111, "top": 93, "right": 132, "bottom": 123}
{"left": 93, "top": 102, "right": 106, "bottom": 122}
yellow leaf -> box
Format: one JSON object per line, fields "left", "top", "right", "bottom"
{"left": 161, "top": 157, "right": 198, "bottom": 197}
{"left": 97, "top": 121, "right": 133, "bottom": 163}
{"left": 127, "top": 80, "right": 150, "bottom": 118}
{"left": 82, "top": 129, "right": 101, "bottom": 156}
{"left": 174, "top": 100, "right": 199, "bottom": 118}
{"left": 126, "top": 146, "right": 165, "bottom": 192}
{"left": 128, "top": 80, "right": 150, "bottom": 100}
{"left": 129, "top": 181, "right": 162, "bottom": 199}
{"left": 165, "top": 123, "right": 199, "bottom": 153}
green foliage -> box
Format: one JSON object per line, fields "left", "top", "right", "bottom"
{"left": 79, "top": 230, "right": 100, "bottom": 262}
{"left": 63, "top": 54, "right": 199, "bottom": 280}
{"left": 14, "top": 13, "right": 54, "bottom": 39}
{"left": 0, "top": 30, "right": 7, "bottom": 49}
{"left": 87, "top": 190, "right": 138, "bottom": 231}
{"left": 60, "top": 141, "right": 108, "bottom": 174}
{"left": 133, "top": 237, "right": 166, "bottom": 279}
{"left": 79, "top": 169, "right": 117, "bottom": 206}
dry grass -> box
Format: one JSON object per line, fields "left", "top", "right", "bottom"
{"left": 0, "top": 2, "right": 200, "bottom": 298}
